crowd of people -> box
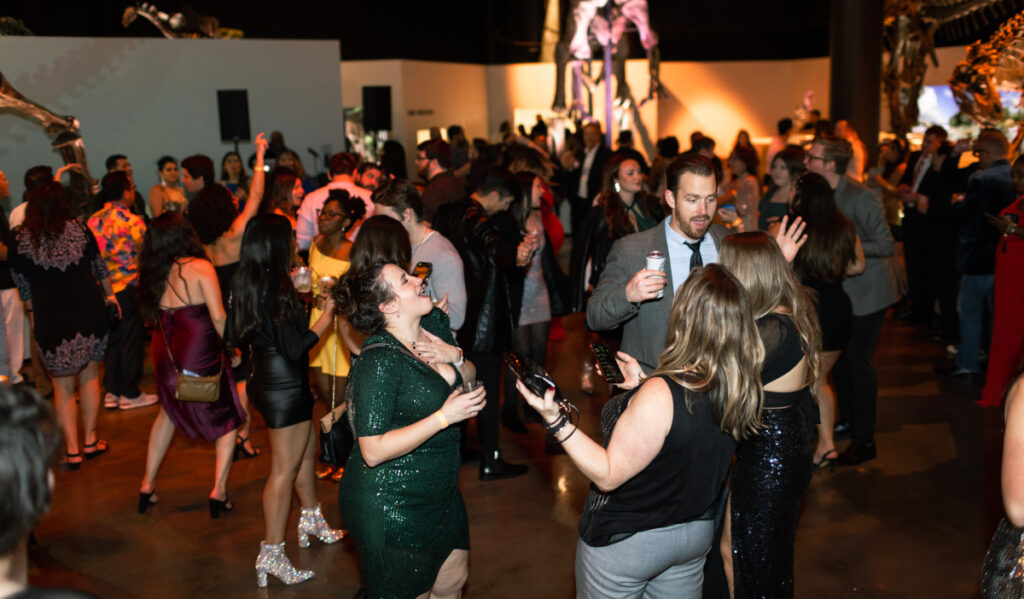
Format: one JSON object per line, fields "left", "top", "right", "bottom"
{"left": 1, "top": 110, "right": 1022, "bottom": 599}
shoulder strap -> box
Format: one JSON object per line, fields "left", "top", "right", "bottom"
{"left": 156, "top": 315, "right": 181, "bottom": 375}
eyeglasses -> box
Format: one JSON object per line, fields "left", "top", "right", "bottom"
{"left": 414, "top": 154, "right": 428, "bottom": 163}
{"left": 806, "top": 153, "right": 826, "bottom": 162}
{"left": 320, "top": 210, "right": 343, "bottom": 219}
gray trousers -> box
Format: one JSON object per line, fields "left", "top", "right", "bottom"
{"left": 575, "top": 519, "right": 714, "bottom": 599}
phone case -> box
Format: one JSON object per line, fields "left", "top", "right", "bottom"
{"left": 590, "top": 342, "right": 625, "bottom": 384}
{"left": 505, "top": 352, "right": 567, "bottom": 407}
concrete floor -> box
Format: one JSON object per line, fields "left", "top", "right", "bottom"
{"left": 27, "top": 312, "right": 1005, "bottom": 598}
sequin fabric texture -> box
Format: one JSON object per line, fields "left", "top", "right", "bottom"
{"left": 340, "top": 309, "right": 469, "bottom": 598}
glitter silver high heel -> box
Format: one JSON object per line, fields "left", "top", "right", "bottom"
{"left": 255, "top": 541, "right": 314, "bottom": 588}
{"left": 297, "top": 503, "right": 345, "bottom": 548}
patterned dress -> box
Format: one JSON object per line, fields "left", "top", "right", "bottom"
{"left": 340, "top": 308, "right": 467, "bottom": 598}
{"left": 9, "top": 220, "right": 108, "bottom": 376}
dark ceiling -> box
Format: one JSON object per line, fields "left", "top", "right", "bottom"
{"left": 3, "top": 0, "right": 1021, "bottom": 63}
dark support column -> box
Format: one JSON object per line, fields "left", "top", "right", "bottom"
{"left": 830, "top": 0, "right": 884, "bottom": 165}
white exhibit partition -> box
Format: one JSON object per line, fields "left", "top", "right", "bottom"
{"left": 0, "top": 36, "right": 343, "bottom": 202}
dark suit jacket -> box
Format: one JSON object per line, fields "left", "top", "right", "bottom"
{"left": 586, "top": 221, "right": 729, "bottom": 372}
{"left": 569, "top": 145, "right": 612, "bottom": 201}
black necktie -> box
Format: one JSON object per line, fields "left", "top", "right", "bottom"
{"left": 684, "top": 238, "right": 704, "bottom": 269}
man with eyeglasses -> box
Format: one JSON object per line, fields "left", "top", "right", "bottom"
{"left": 805, "top": 135, "right": 898, "bottom": 466}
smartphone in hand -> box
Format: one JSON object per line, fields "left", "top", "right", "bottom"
{"left": 590, "top": 342, "right": 625, "bottom": 384}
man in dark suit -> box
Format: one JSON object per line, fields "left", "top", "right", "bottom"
{"left": 806, "top": 135, "right": 899, "bottom": 466}
{"left": 567, "top": 122, "right": 612, "bottom": 236}
{"left": 587, "top": 153, "right": 728, "bottom": 373}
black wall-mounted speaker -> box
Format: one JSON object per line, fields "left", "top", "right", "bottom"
{"left": 362, "top": 86, "right": 392, "bottom": 131}
{"left": 217, "top": 89, "right": 251, "bottom": 141}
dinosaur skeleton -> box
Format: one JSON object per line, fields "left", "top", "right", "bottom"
{"left": 883, "top": 0, "right": 1023, "bottom": 138}
{"left": 551, "top": 0, "right": 661, "bottom": 122}
{"left": 949, "top": 9, "right": 1024, "bottom": 155}
{"left": 0, "top": 71, "right": 98, "bottom": 202}
{"left": 122, "top": 3, "right": 242, "bottom": 39}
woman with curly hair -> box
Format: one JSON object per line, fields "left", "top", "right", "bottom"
{"left": 9, "top": 181, "right": 117, "bottom": 470}
{"left": 334, "top": 259, "right": 483, "bottom": 598}
{"left": 186, "top": 134, "right": 267, "bottom": 459}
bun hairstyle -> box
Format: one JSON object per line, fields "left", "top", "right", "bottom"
{"left": 324, "top": 189, "right": 367, "bottom": 234}
{"left": 331, "top": 260, "right": 395, "bottom": 336}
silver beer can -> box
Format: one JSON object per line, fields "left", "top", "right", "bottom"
{"left": 646, "top": 250, "right": 666, "bottom": 299}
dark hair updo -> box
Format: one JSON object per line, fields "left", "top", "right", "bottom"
{"left": 331, "top": 260, "right": 394, "bottom": 335}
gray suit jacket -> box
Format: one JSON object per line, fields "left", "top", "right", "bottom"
{"left": 833, "top": 176, "right": 900, "bottom": 316}
{"left": 587, "top": 221, "right": 729, "bottom": 372}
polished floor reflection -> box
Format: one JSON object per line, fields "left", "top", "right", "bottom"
{"left": 28, "top": 312, "right": 1004, "bottom": 598}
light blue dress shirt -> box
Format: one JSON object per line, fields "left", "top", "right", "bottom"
{"left": 663, "top": 217, "right": 718, "bottom": 295}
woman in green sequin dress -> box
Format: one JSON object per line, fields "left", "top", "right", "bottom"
{"left": 334, "top": 261, "right": 484, "bottom": 599}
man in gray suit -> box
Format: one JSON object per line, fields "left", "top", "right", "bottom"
{"left": 806, "top": 136, "right": 899, "bottom": 466}
{"left": 587, "top": 153, "right": 729, "bottom": 373}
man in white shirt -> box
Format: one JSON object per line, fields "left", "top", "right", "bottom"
{"left": 296, "top": 153, "right": 373, "bottom": 249}
{"left": 569, "top": 122, "right": 611, "bottom": 236}
{"left": 372, "top": 179, "right": 467, "bottom": 331}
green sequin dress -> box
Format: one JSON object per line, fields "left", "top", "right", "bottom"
{"left": 340, "top": 308, "right": 468, "bottom": 598}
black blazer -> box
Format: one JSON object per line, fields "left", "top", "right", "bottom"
{"left": 569, "top": 145, "right": 612, "bottom": 201}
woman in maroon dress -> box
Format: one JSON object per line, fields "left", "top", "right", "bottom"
{"left": 135, "top": 212, "right": 245, "bottom": 517}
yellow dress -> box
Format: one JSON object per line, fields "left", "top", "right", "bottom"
{"left": 308, "top": 244, "right": 351, "bottom": 376}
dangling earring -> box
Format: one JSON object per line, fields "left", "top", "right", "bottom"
{"left": 614, "top": 180, "right": 621, "bottom": 193}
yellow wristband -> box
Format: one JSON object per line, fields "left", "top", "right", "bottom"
{"left": 434, "top": 410, "right": 449, "bottom": 429}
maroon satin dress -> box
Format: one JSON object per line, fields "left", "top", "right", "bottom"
{"left": 153, "top": 304, "right": 244, "bottom": 441}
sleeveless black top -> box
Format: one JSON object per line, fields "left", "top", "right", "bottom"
{"left": 758, "top": 312, "right": 819, "bottom": 427}
{"left": 578, "top": 375, "right": 736, "bottom": 547}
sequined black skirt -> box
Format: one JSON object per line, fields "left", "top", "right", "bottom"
{"left": 731, "top": 401, "right": 813, "bottom": 599}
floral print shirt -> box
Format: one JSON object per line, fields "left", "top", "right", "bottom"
{"left": 87, "top": 202, "right": 146, "bottom": 293}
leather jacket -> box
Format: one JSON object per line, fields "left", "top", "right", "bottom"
{"left": 439, "top": 198, "right": 524, "bottom": 354}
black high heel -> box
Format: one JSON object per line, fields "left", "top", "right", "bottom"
{"left": 814, "top": 449, "right": 838, "bottom": 472}
{"left": 138, "top": 491, "right": 157, "bottom": 514}
{"left": 209, "top": 496, "right": 233, "bottom": 519}
{"left": 61, "top": 452, "right": 82, "bottom": 471}
{"left": 234, "top": 435, "right": 261, "bottom": 461}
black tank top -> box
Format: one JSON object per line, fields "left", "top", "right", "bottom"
{"left": 578, "top": 376, "right": 737, "bottom": 547}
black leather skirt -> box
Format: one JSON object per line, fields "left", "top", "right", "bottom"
{"left": 248, "top": 345, "right": 313, "bottom": 429}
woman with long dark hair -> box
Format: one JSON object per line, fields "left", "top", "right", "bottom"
{"left": 148, "top": 156, "right": 188, "bottom": 218}
{"left": 501, "top": 171, "right": 569, "bottom": 430}
{"left": 220, "top": 150, "right": 251, "bottom": 209}
{"left": 261, "top": 167, "right": 304, "bottom": 227}
{"left": 9, "top": 182, "right": 116, "bottom": 470}
{"left": 569, "top": 153, "right": 663, "bottom": 393}
{"left": 333, "top": 260, "right": 483, "bottom": 598}
{"left": 349, "top": 214, "right": 412, "bottom": 272}
{"left": 721, "top": 144, "right": 761, "bottom": 232}
{"left": 516, "top": 265, "right": 765, "bottom": 597}
{"left": 232, "top": 214, "right": 343, "bottom": 587}
{"left": 758, "top": 146, "right": 805, "bottom": 231}
{"left": 789, "top": 173, "right": 865, "bottom": 468}
{"left": 136, "top": 212, "right": 245, "bottom": 515}
{"left": 718, "top": 232, "right": 822, "bottom": 598}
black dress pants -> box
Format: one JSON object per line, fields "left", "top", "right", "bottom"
{"left": 466, "top": 350, "right": 501, "bottom": 455}
{"left": 103, "top": 286, "right": 144, "bottom": 398}
{"left": 833, "top": 307, "right": 888, "bottom": 448}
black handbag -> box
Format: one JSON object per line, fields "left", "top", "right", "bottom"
{"left": 319, "top": 318, "right": 355, "bottom": 467}
{"left": 982, "top": 517, "right": 1024, "bottom": 598}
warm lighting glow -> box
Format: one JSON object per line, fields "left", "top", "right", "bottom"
{"left": 556, "top": 474, "right": 568, "bottom": 495}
